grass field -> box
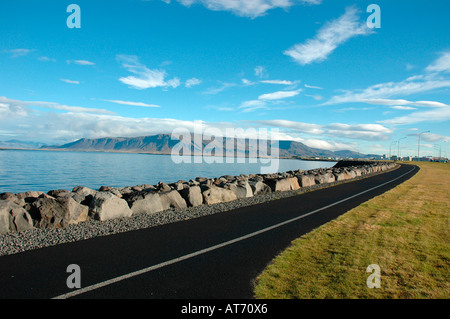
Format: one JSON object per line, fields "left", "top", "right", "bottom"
{"left": 254, "top": 162, "right": 449, "bottom": 299}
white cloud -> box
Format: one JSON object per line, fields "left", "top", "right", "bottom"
{"left": 61, "top": 79, "right": 80, "bottom": 85}
{"left": 390, "top": 105, "right": 417, "bottom": 110}
{"left": 258, "top": 89, "right": 302, "bottom": 100}
{"left": 252, "top": 119, "right": 392, "bottom": 141}
{"left": 38, "top": 56, "right": 56, "bottom": 62}
{"left": 239, "top": 88, "right": 302, "bottom": 112}
{"left": 304, "top": 84, "right": 323, "bottom": 90}
{"left": 0, "top": 97, "right": 115, "bottom": 119}
{"left": 284, "top": 7, "right": 372, "bottom": 65}
{"left": 426, "top": 51, "right": 450, "bottom": 73}
{"left": 171, "top": 0, "right": 322, "bottom": 18}
{"left": 253, "top": 119, "right": 324, "bottom": 135}
{"left": 325, "top": 123, "right": 392, "bottom": 141}
{"left": 102, "top": 100, "right": 160, "bottom": 108}
{"left": 326, "top": 75, "right": 450, "bottom": 105}
{"left": 185, "top": 77, "right": 202, "bottom": 88}
{"left": 379, "top": 107, "right": 450, "bottom": 126}
{"left": 360, "top": 98, "right": 449, "bottom": 108}
{"left": 241, "top": 78, "right": 256, "bottom": 86}
{"left": 5, "top": 49, "right": 35, "bottom": 58}
{"left": 67, "top": 60, "right": 96, "bottom": 66}
{"left": 203, "top": 82, "right": 236, "bottom": 94}
{"left": 302, "top": 138, "right": 357, "bottom": 152}
{"left": 117, "top": 54, "right": 181, "bottom": 90}
{"left": 239, "top": 100, "right": 269, "bottom": 113}
{"left": 1, "top": 97, "right": 393, "bottom": 152}
{"left": 419, "top": 132, "right": 450, "bottom": 143}
{"left": 260, "top": 80, "right": 295, "bottom": 85}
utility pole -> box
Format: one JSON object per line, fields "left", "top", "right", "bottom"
{"left": 418, "top": 130, "right": 430, "bottom": 161}
{"left": 398, "top": 137, "right": 406, "bottom": 160}
{"left": 434, "top": 144, "right": 442, "bottom": 160}
{"left": 389, "top": 141, "right": 397, "bottom": 160}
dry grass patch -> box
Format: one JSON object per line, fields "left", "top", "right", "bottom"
{"left": 254, "top": 162, "right": 449, "bottom": 299}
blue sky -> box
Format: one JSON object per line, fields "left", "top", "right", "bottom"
{"left": 0, "top": 0, "right": 449, "bottom": 157}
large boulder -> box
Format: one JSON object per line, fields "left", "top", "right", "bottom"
{"left": 201, "top": 185, "right": 238, "bottom": 205}
{"left": 0, "top": 200, "right": 34, "bottom": 234}
{"left": 72, "top": 186, "right": 98, "bottom": 206}
{"left": 89, "top": 192, "right": 132, "bottom": 221}
{"left": 47, "top": 189, "right": 70, "bottom": 198}
{"left": 16, "top": 191, "right": 45, "bottom": 201}
{"left": 159, "top": 190, "right": 187, "bottom": 210}
{"left": 248, "top": 180, "right": 272, "bottom": 195}
{"left": 127, "top": 191, "right": 164, "bottom": 216}
{"left": 179, "top": 186, "right": 203, "bottom": 207}
{"left": 225, "top": 181, "right": 253, "bottom": 199}
{"left": 30, "top": 197, "right": 89, "bottom": 229}
{"left": 266, "top": 177, "right": 300, "bottom": 192}
{"left": 314, "top": 172, "right": 336, "bottom": 185}
{"left": 0, "top": 192, "right": 25, "bottom": 207}
{"left": 297, "top": 174, "right": 316, "bottom": 188}
{"left": 334, "top": 172, "right": 348, "bottom": 181}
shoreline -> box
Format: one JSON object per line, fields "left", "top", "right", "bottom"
{"left": 0, "top": 146, "right": 368, "bottom": 162}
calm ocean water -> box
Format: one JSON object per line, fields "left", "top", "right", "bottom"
{"left": 0, "top": 149, "right": 336, "bottom": 194}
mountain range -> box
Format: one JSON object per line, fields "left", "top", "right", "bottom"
{"left": 36, "top": 134, "right": 374, "bottom": 159}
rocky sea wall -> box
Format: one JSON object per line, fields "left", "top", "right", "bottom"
{"left": 0, "top": 161, "right": 398, "bottom": 235}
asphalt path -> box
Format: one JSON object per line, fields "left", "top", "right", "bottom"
{"left": 0, "top": 164, "right": 418, "bottom": 299}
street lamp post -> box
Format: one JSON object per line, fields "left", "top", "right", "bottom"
{"left": 418, "top": 130, "right": 430, "bottom": 161}
{"left": 398, "top": 137, "right": 406, "bottom": 160}
{"left": 389, "top": 141, "right": 397, "bottom": 160}
{"left": 434, "top": 144, "right": 442, "bottom": 160}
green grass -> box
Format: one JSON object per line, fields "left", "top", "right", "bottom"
{"left": 254, "top": 162, "right": 450, "bottom": 299}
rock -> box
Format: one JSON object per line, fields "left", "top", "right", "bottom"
{"left": 352, "top": 168, "right": 362, "bottom": 177}
{"left": 62, "top": 192, "right": 87, "bottom": 205}
{"left": 248, "top": 180, "right": 272, "bottom": 195}
{"left": 99, "top": 186, "right": 114, "bottom": 192}
{"left": 195, "top": 177, "right": 209, "bottom": 183}
{"left": 16, "top": 191, "right": 45, "bottom": 201}
{"left": 334, "top": 172, "right": 348, "bottom": 181}
{"left": 108, "top": 188, "right": 123, "bottom": 198}
{"left": 172, "top": 182, "right": 185, "bottom": 191}
{"left": 0, "top": 200, "right": 34, "bottom": 234}
{"left": 72, "top": 186, "right": 97, "bottom": 197}
{"left": 29, "top": 197, "right": 89, "bottom": 229}
{"left": 179, "top": 186, "right": 203, "bottom": 207}
{"left": 127, "top": 191, "right": 164, "bottom": 216}
{"left": 47, "top": 189, "right": 70, "bottom": 198}
{"left": 266, "top": 177, "right": 300, "bottom": 192}
{"left": 201, "top": 185, "right": 238, "bottom": 205}
{"left": 89, "top": 192, "right": 132, "bottom": 221}
{"left": 225, "top": 181, "right": 253, "bottom": 199}
{"left": 131, "top": 185, "right": 144, "bottom": 192}
{"left": 0, "top": 192, "right": 25, "bottom": 207}
{"left": 156, "top": 182, "right": 172, "bottom": 192}
{"left": 297, "top": 174, "right": 316, "bottom": 188}
{"left": 314, "top": 172, "right": 336, "bottom": 185}
{"left": 117, "top": 186, "right": 134, "bottom": 197}
{"left": 159, "top": 190, "right": 187, "bottom": 210}
{"left": 72, "top": 186, "right": 97, "bottom": 206}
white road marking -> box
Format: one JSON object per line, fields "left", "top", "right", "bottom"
{"left": 53, "top": 166, "right": 416, "bottom": 299}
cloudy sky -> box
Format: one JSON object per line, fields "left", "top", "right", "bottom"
{"left": 0, "top": 0, "right": 449, "bottom": 157}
